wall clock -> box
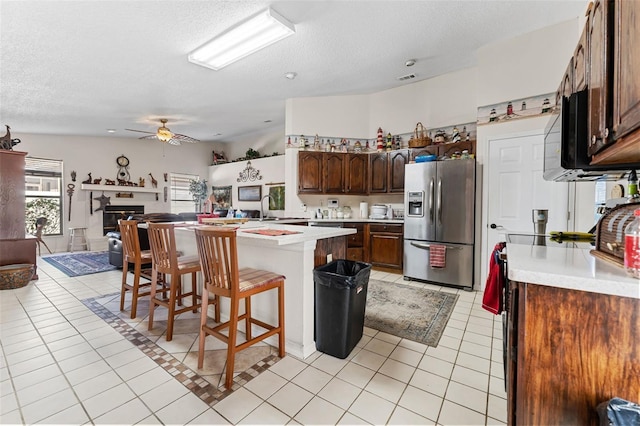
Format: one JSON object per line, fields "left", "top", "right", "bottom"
{"left": 116, "top": 155, "right": 131, "bottom": 181}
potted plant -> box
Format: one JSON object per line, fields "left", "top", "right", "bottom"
{"left": 188, "top": 179, "right": 208, "bottom": 212}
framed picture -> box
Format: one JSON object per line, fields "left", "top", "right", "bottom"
{"left": 211, "top": 185, "right": 232, "bottom": 208}
{"left": 238, "top": 185, "right": 262, "bottom": 201}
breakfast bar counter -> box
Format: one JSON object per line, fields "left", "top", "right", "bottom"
{"left": 173, "top": 223, "right": 356, "bottom": 359}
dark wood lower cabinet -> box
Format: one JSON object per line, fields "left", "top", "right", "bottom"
{"left": 313, "top": 236, "right": 347, "bottom": 268}
{"left": 367, "top": 223, "right": 403, "bottom": 270}
{"left": 345, "top": 223, "right": 364, "bottom": 262}
{"left": 508, "top": 281, "right": 640, "bottom": 425}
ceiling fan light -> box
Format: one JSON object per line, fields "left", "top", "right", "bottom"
{"left": 188, "top": 8, "right": 295, "bottom": 71}
{"left": 157, "top": 127, "right": 173, "bottom": 142}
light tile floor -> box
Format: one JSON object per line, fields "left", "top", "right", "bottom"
{"left": 0, "top": 258, "right": 507, "bottom": 425}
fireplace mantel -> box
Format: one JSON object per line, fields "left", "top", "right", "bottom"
{"left": 81, "top": 183, "right": 161, "bottom": 193}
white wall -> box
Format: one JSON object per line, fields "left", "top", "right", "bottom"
{"left": 285, "top": 96, "right": 370, "bottom": 138}
{"left": 209, "top": 155, "right": 285, "bottom": 216}
{"left": 16, "top": 132, "right": 213, "bottom": 251}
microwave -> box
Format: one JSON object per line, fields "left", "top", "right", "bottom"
{"left": 543, "top": 89, "right": 630, "bottom": 182}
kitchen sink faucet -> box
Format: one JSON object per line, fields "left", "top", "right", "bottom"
{"left": 260, "top": 194, "right": 273, "bottom": 221}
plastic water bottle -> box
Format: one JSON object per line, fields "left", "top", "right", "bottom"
{"left": 624, "top": 208, "right": 640, "bottom": 278}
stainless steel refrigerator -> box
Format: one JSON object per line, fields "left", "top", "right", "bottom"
{"left": 403, "top": 160, "right": 476, "bottom": 290}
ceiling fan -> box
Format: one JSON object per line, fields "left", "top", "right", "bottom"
{"left": 125, "top": 118, "right": 199, "bottom": 145}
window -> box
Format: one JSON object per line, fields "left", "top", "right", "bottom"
{"left": 25, "top": 157, "right": 63, "bottom": 236}
{"left": 170, "top": 173, "right": 199, "bottom": 214}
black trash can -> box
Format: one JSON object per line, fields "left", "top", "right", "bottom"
{"left": 313, "top": 259, "right": 371, "bottom": 359}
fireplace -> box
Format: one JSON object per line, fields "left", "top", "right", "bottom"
{"left": 102, "top": 205, "right": 144, "bottom": 235}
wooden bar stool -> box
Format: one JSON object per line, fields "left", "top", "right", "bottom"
{"left": 194, "top": 226, "right": 285, "bottom": 389}
{"left": 147, "top": 222, "right": 201, "bottom": 341}
{"left": 67, "top": 227, "right": 89, "bottom": 252}
{"left": 118, "top": 220, "right": 169, "bottom": 319}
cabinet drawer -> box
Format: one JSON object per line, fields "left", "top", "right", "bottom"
{"left": 344, "top": 223, "right": 364, "bottom": 247}
{"left": 369, "top": 223, "right": 403, "bottom": 234}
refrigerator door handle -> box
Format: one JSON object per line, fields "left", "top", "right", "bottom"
{"left": 410, "top": 242, "right": 463, "bottom": 250}
{"left": 437, "top": 178, "right": 443, "bottom": 224}
{"left": 429, "top": 178, "right": 435, "bottom": 222}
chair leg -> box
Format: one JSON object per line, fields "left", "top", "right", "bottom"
{"left": 120, "top": 260, "right": 130, "bottom": 312}
{"left": 130, "top": 262, "right": 142, "bottom": 319}
{"left": 225, "top": 297, "right": 240, "bottom": 389}
{"left": 245, "top": 296, "right": 252, "bottom": 340}
{"left": 148, "top": 267, "right": 158, "bottom": 331}
{"left": 214, "top": 295, "right": 220, "bottom": 323}
{"left": 166, "top": 273, "right": 179, "bottom": 341}
{"left": 278, "top": 283, "right": 285, "bottom": 358}
{"left": 191, "top": 272, "right": 198, "bottom": 313}
{"left": 41, "top": 239, "right": 52, "bottom": 254}
{"left": 197, "top": 288, "right": 209, "bottom": 369}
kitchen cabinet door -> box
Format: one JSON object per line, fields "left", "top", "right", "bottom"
{"left": 298, "top": 152, "right": 323, "bottom": 194}
{"left": 368, "top": 153, "right": 388, "bottom": 193}
{"left": 587, "top": 0, "right": 613, "bottom": 156}
{"left": 611, "top": 0, "right": 640, "bottom": 140}
{"left": 388, "top": 149, "right": 409, "bottom": 193}
{"left": 345, "top": 154, "right": 368, "bottom": 194}
{"left": 573, "top": 21, "right": 589, "bottom": 92}
{"left": 324, "top": 152, "right": 345, "bottom": 194}
{"left": 556, "top": 58, "right": 574, "bottom": 107}
{"left": 367, "top": 223, "right": 403, "bottom": 269}
{"left": 345, "top": 222, "right": 364, "bottom": 262}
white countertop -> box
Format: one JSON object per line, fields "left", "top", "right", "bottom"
{"left": 172, "top": 222, "right": 356, "bottom": 247}
{"left": 507, "top": 243, "right": 640, "bottom": 299}
{"left": 308, "top": 218, "right": 404, "bottom": 224}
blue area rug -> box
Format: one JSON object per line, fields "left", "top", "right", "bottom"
{"left": 42, "top": 251, "right": 117, "bottom": 277}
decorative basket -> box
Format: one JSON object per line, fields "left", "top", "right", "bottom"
{"left": 408, "top": 122, "right": 431, "bottom": 148}
{"left": 0, "top": 264, "right": 35, "bottom": 290}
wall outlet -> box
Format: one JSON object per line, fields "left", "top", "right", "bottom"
{"left": 301, "top": 203, "right": 307, "bottom": 212}
{"left": 327, "top": 254, "right": 333, "bottom": 263}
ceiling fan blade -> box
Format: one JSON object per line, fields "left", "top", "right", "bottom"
{"left": 171, "top": 133, "right": 199, "bottom": 143}
{"left": 167, "top": 138, "right": 182, "bottom": 146}
{"left": 125, "top": 128, "right": 155, "bottom": 135}
{"left": 139, "top": 134, "right": 159, "bottom": 140}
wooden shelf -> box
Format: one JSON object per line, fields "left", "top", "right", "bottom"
{"left": 80, "top": 184, "right": 161, "bottom": 193}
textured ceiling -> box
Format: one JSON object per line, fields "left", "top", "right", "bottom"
{"left": 0, "top": 0, "right": 586, "bottom": 144}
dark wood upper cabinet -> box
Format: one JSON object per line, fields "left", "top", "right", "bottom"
{"left": 345, "top": 154, "right": 368, "bottom": 194}
{"left": 324, "top": 152, "right": 346, "bottom": 194}
{"left": 611, "top": 0, "right": 640, "bottom": 140}
{"left": 587, "top": 0, "right": 614, "bottom": 156}
{"left": 557, "top": 58, "right": 574, "bottom": 108}
{"left": 573, "top": 20, "right": 589, "bottom": 92}
{"left": 298, "top": 151, "right": 323, "bottom": 193}
{"left": 388, "top": 149, "right": 409, "bottom": 193}
{"left": 368, "top": 153, "right": 388, "bottom": 193}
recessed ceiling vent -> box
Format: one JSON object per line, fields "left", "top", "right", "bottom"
{"left": 397, "top": 73, "right": 416, "bottom": 81}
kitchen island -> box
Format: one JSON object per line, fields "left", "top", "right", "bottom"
{"left": 172, "top": 222, "right": 356, "bottom": 359}
{"left": 505, "top": 241, "right": 639, "bottom": 425}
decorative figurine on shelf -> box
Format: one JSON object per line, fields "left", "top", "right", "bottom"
{"left": 325, "top": 139, "right": 332, "bottom": 152}
{"left": 541, "top": 98, "right": 551, "bottom": 113}
{"left": 354, "top": 141, "right": 362, "bottom": 153}
{"left": 521, "top": 101, "right": 527, "bottom": 111}
{"left": 139, "top": 177, "right": 145, "bottom": 187}
{"left": 104, "top": 179, "right": 115, "bottom": 185}
{"left": 452, "top": 127, "right": 461, "bottom": 143}
{"left": 71, "top": 171, "right": 77, "bottom": 182}
{"left": 365, "top": 140, "right": 370, "bottom": 151}
{"left": 287, "top": 136, "right": 292, "bottom": 148}
{"left": 82, "top": 173, "right": 92, "bottom": 185}
{"left": 299, "top": 135, "right": 306, "bottom": 150}
{"left": 163, "top": 173, "right": 168, "bottom": 182}
{"left": 148, "top": 173, "right": 158, "bottom": 188}
{"left": 489, "top": 108, "right": 497, "bottom": 122}
{"left": 506, "top": 102, "right": 514, "bottom": 116}
{"left": 386, "top": 133, "right": 393, "bottom": 151}
{"left": 466, "top": 129, "right": 471, "bottom": 141}
{"left": 330, "top": 140, "right": 336, "bottom": 152}
{"left": 314, "top": 134, "right": 320, "bottom": 150}
{"left": 434, "top": 130, "right": 446, "bottom": 144}
{"left": 0, "top": 125, "right": 21, "bottom": 151}
{"left": 395, "top": 135, "right": 401, "bottom": 150}
{"left": 340, "top": 138, "right": 348, "bottom": 152}
{"left": 377, "top": 127, "right": 384, "bottom": 152}
{"left": 93, "top": 177, "right": 102, "bottom": 185}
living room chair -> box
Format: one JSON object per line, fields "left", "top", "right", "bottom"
{"left": 34, "top": 217, "right": 52, "bottom": 256}
{"left": 118, "top": 219, "right": 169, "bottom": 319}
{"left": 194, "top": 226, "right": 285, "bottom": 389}
{"left": 147, "top": 222, "right": 201, "bottom": 341}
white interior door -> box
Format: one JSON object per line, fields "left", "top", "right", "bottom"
{"left": 485, "top": 133, "right": 569, "bottom": 267}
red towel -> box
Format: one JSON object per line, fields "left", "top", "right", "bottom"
{"left": 429, "top": 244, "right": 446, "bottom": 268}
{"left": 482, "top": 242, "right": 506, "bottom": 315}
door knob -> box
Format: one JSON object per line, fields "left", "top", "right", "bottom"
{"left": 490, "top": 223, "right": 503, "bottom": 229}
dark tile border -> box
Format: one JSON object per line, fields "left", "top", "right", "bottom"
{"left": 82, "top": 293, "right": 281, "bottom": 407}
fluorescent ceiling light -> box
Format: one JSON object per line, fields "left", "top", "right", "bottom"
{"left": 188, "top": 8, "right": 295, "bottom": 71}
